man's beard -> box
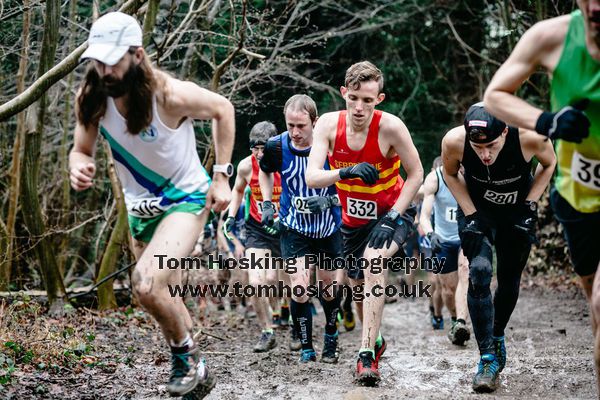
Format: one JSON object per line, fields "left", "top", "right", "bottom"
{"left": 102, "top": 63, "right": 140, "bottom": 98}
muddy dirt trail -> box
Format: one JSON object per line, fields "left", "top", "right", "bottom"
{"left": 3, "top": 287, "right": 595, "bottom": 399}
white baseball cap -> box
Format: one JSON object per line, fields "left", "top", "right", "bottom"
{"left": 81, "top": 12, "right": 142, "bottom": 66}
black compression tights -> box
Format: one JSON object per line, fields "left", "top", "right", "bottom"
{"left": 467, "top": 228, "right": 531, "bottom": 355}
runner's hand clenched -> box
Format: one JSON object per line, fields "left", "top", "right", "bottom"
{"left": 306, "top": 195, "right": 339, "bottom": 214}
{"left": 206, "top": 175, "right": 231, "bottom": 212}
{"left": 339, "top": 162, "right": 379, "bottom": 185}
{"left": 70, "top": 162, "right": 96, "bottom": 191}
{"left": 514, "top": 201, "right": 539, "bottom": 245}
{"left": 535, "top": 99, "right": 590, "bottom": 143}
{"left": 223, "top": 216, "right": 235, "bottom": 241}
{"left": 460, "top": 212, "right": 487, "bottom": 260}
{"left": 261, "top": 200, "right": 276, "bottom": 227}
{"left": 368, "top": 215, "right": 399, "bottom": 250}
{"left": 427, "top": 232, "right": 443, "bottom": 253}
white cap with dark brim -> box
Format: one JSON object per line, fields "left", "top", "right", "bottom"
{"left": 80, "top": 12, "right": 142, "bottom": 66}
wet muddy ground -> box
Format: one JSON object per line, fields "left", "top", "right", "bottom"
{"left": 1, "top": 283, "right": 595, "bottom": 399}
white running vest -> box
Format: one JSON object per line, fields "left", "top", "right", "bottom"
{"left": 433, "top": 167, "right": 460, "bottom": 242}
{"left": 99, "top": 97, "right": 211, "bottom": 218}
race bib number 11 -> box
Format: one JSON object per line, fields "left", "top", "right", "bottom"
{"left": 347, "top": 198, "right": 377, "bottom": 219}
{"left": 571, "top": 151, "right": 600, "bottom": 191}
{"left": 445, "top": 207, "right": 457, "bottom": 222}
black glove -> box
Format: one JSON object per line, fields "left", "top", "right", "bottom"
{"left": 306, "top": 195, "right": 339, "bottom": 214}
{"left": 461, "top": 212, "right": 487, "bottom": 260}
{"left": 261, "top": 200, "right": 275, "bottom": 227}
{"left": 368, "top": 214, "right": 405, "bottom": 250}
{"left": 427, "top": 232, "right": 443, "bottom": 253}
{"left": 535, "top": 99, "right": 590, "bottom": 143}
{"left": 514, "top": 201, "right": 539, "bottom": 245}
{"left": 223, "top": 215, "right": 235, "bottom": 241}
{"left": 339, "top": 162, "right": 379, "bottom": 185}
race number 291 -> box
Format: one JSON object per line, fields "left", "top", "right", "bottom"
{"left": 572, "top": 151, "right": 600, "bottom": 191}
{"left": 347, "top": 198, "right": 377, "bottom": 219}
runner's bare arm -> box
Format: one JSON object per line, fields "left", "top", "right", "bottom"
{"left": 387, "top": 115, "right": 424, "bottom": 214}
{"left": 227, "top": 158, "right": 251, "bottom": 218}
{"left": 69, "top": 92, "right": 99, "bottom": 191}
{"left": 168, "top": 78, "right": 235, "bottom": 211}
{"left": 169, "top": 79, "right": 235, "bottom": 164}
{"left": 419, "top": 170, "right": 438, "bottom": 235}
{"left": 306, "top": 113, "right": 341, "bottom": 188}
{"left": 259, "top": 170, "right": 274, "bottom": 202}
{"left": 521, "top": 129, "right": 557, "bottom": 202}
{"left": 484, "top": 16, "right": 569, "bottom": 129}
{"left": 442, "top": 127, "right": 477, "bottom": 215}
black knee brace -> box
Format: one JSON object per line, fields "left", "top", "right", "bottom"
{"left": 468, "top": 254, "right": 493, "bottom": 299}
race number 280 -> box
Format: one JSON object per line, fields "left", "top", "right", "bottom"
{"left": 347, "top": 198, "right": 377, "bottom": 219}
{"left": 572, "top": 151, "right": 600, "bottom": 191}
{"left": 483, "top": 189, "right": 518, "bottom": 205}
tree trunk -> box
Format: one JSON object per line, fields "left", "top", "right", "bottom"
{"left": 142, "top": 0, "right": 160, "bottom": 47}
{"left": 97, "top": 200, "right": 128, "bottom": 310}
{"left": 0, "top": 0, "right": 31, "bottom": 290}
{"left": 96, "top": 141, "right": 129, "bottom": 309}
{"left": 57, "top": 0, "right": 79, "bottom": 276}
{"left": 20, "top": 0, "right": 67, "bottom": 314}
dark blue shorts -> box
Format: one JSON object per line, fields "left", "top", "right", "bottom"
{"left": 280, "top": 226, "right": 343, "bottom": 266}
{"left": 434, "top": 240, "right": 461, "bottom": 274}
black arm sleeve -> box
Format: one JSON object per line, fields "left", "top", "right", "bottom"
{"left": 259, "top": 137, "right": 282, "bottom": 173}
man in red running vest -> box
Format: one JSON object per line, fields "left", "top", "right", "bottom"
{"left": 225, "top": 121, "right": 283, "bottom": 353}
{"left": 306, "top": 61, "right": 423, "bottom": 386}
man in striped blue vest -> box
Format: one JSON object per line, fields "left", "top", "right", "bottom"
{"left": 259, "top": 94, "right": 344, "bottom": 363}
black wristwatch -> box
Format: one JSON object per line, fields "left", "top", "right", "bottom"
{"left": 524, "top": 200, "right": 538, "bottom": 213}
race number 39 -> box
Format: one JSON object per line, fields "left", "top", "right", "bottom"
{"left": 572, "top": 151, "right": 600, "bottom": 191}
{"left": 483, "top": 189, "right": 518, "bottom": 205}
{"left": 445, "top": 207, "right": 457, "bottom": 222}
{"left": 347, "top": 198, "right": 377, "bottom": 219}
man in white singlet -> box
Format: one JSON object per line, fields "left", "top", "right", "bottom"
{"left": 69, "top": 12, "right": 234, "bottom": 399}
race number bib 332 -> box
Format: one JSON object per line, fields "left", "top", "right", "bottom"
{"left": 347, "top": 198, "right": 377, "bottom": 219}
{"left": 293, "top": 196, "right": 312, "bottom": 214}
{"left": 571, "top": 151, "right": 600, "bottom": 191}
{"left": 129, "top": 198, "right": 165, "bottom": 218}
{"left": 483, "top": 189, "right": 518, "bottom": 205}
{"left": 445, "top": 207, "right": 457, "bottom": 222}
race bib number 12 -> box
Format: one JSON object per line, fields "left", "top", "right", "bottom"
{"left": 347, "top": 198, "right": 377, "bottom": 219}
{"left": 571, "top": 151, "right": 600, "bottom": 191}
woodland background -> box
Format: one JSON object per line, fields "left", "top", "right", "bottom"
{"left": 0, "top": 0, "right": 575, "bottom": 313}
